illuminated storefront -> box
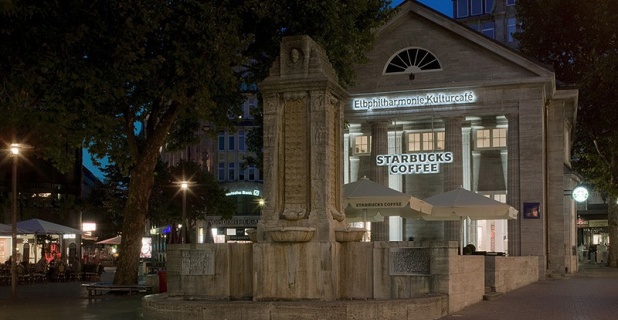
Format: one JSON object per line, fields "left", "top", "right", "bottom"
{"left": 343, "top": 2, "right": 579, "bottom": 277}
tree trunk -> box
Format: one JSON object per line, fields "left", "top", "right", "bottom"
{"left": 608, "top": 195, "right": 618, "bottom": 268}
{"left": 113, "top": 161, "right": 157, "bottom": 285}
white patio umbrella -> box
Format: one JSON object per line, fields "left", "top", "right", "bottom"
{"left": 343, "top": 177, "right": 433, "bottom": 224}
{"left": 422, "top": 188, "right": 518, "bottom": 221}
{"left": 422, "top": 188, "right": 518, "bottom": 253}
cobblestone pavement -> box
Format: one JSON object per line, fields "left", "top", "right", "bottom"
{"left": 441, "top": 263, "right": 618, "bottom": 320}
{"left": 0, "top": 267, "right": 144, "bottom": 320}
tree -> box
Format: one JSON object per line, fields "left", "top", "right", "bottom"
{"left": 1, "top": 0, "right": 395, "bottom": 284}
{"left": 516, "top": 0, "right": 618, "bottom": 267}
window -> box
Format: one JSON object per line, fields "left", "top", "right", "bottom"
{"left": 248, "top": 167, "right": 255, "bottom": 181}
{"left": 485, "top": 0, "right": 495, "bottom": 12}
{"left": 218, "top": 162, "right": 225, "bottom": 181}
{"left": 239, "top": 167, "right": 245, "bottom": 181}
{"left": 407, "top": 131, "right": 445, "bottom": 152}
{"left": 218, "top": 133, "right": 225, "bottom": 151}
{"left": 228, "top": 134, "right": 235, "bottom": 151}
{"left": 354, "top": 135, "right": 371, "bottom": 154}
{"left": 228, "top": 163, "right": 236, "bottom": 181}
{"left": 482, "top": 21, "right": 495, "bottom": 39}
{"left": 476, "top": 128, "right": 507, "bottom": 149}
{"left": 457, "top": 0, "right": 469, "bottom": 18}
{"left": 458, "top": 0, "right": 494, "bottom": 17}
{"left": 507, "top": 0, "right": 516, "bottom": 6}
{"left": 471, "top": 0, "right": 482, "bottom": 15}
{"left": 239, "top": 130, "right": 246, "bottom": 151}
{"left": 384, "top": 48, "right": 441, "bottom": 74}
{"left": 507, "top": 18, "right": 517, "bottom": 42}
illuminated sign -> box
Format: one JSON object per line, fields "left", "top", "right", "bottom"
{"left": 572, "top": 186, "right": 589, "bottom": 202}
{"left": 352, "top": 91, "right": 475, "bottom": 110}
{"left": 376, "top": 152, "right": 453, "bottom": 175}
{"left": 226, "top": 189, "right": 261, "bottom": 197}
{"left": 140, "top": 237, "right": 152, "bottom": 259}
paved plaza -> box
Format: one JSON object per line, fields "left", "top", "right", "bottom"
{"left": 1, "top": 264, "right": 618, "bottom": 320}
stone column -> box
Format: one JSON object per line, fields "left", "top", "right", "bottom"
{"left": 443, "top": 116, "right": 465, "bottom": 242}
{"left": 254, "top": 35, "right": 349, "bottom": 301}
{"left": 506, "top": 113, "right": 521, "bottom": 256}
{"left": 370, "top": 120, "right": 390, "bottom": 241}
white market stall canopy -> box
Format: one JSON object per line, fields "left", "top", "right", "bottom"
{"left": 16, "top": 218, "right": 82, "bottom": 235}
{"left": 96, "top": 235, "right": 122, "bottom": 245}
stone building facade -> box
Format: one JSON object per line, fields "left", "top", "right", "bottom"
{"left": 343, "top": 1, "right": 578, "bottom": 277}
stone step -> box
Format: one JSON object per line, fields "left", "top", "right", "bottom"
{"left": 483, "top": 291, "right": 504, "bottom": 301}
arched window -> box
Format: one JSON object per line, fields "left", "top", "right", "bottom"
{"left": 384, "top": 48, "right": 442, "bottom": 74}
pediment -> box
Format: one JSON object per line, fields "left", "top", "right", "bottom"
{"left": 350, "top": 2, "right": 555, "bottom": 95}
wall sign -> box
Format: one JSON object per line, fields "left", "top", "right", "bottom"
{"left": 352, "top": 90, "right": 476, "bottom": 110}
{"left": 572, "top": 186, "right": 589, "bottom": 202}
{"left": 376, "top": 152, "right": 453, "bottom": 175}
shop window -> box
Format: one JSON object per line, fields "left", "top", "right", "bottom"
{"left": 476, "top": 128, "right": 507, "bottom": 149}
{"left": 407, "top": 131, "right": 444, "bottom": 152}
{"left": 354, "top": 135, "right": 371, "bottom": 155}
{"left": 384, "top": 48, "right": 442, "bottom": 74}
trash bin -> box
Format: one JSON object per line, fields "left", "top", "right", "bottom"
{"left": 158, "top": 270, "right": 167, "bottom": 293}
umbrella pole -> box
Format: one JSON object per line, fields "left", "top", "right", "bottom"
{"left": 460, "top": 216, "right": 464, "bottom": 255}
{"left": 363, "top": 209, "right": 367, "bottom": 242}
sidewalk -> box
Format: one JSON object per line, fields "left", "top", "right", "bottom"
{"left": 0, "top": 267, "right": 144, "bottom": 320}
{"left": 2, "top": 264, "right": 618, "bottom": 320}
{"left": 441, "top": 263, "right": 618, "bottom": 320}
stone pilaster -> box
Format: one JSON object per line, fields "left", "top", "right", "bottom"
{"left": 443, "top": 116, "right": 464, "bottom": 242}
{"left": 370, "top": 120, "right": 390, "bottom": 241}
{"left": 506, "top": 113, "right": 521, "bottom": 256}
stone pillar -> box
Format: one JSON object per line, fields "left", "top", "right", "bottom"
{"left": 370, "top": 120, "right": 390, "bottom": 241}
{"left": 506, "top": 113, "right": 521, "bottom": 256}
{"left": 254, "top": 35, "right": 349, "bottom": 301}
{"left": 443, "top": 116, "right": 464, "bottom": 242}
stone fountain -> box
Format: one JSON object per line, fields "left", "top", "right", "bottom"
{"left": 143, "top": 36, "right": 470, "bottom": 320}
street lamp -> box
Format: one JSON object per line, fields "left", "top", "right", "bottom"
{"left": 9, "top": 143, "right": 29, "bottom": 298}
{"left": 180, "top": 181, "right": 188, "bottom": 243}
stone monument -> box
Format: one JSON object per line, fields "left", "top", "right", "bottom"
{"left": 253, "top": 35, "right": 352, "bottom": 300}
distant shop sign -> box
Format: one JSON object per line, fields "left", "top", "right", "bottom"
{"left": 226, "top": 189, "right": 261, "bottom": 197}
{"left": 376, "top": 152, "right": 453, "bottom": 175}
{"left": 352, "top": 90, "right": 475, "bottom": 111}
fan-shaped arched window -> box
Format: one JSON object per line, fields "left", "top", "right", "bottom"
{"left": 384, "top": 48, "right": 442, "bottom": 74}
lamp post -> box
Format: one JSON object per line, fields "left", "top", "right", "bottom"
{"left": 9, "top": 144, "right": 21, "bottom": 298}
{"left": 180, "top": 181, "right": 188, "bottom": 244}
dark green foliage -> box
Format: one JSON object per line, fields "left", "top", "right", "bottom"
{"left": 516, "top": 0, "right": 618, "bottom": 266}
{"left": 1, "top": 0, "right": 395, "bottom": 283}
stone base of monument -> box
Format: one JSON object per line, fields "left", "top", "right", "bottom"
{"left": 142, "top": 292, "right": 448, "bottom": 320}
{"left": 142, "top": 241, "right": 488, "bottom": 320}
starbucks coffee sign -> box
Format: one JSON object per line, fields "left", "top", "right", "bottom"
{"left": 376, "top": 152, "right": 453, "bottom": 175}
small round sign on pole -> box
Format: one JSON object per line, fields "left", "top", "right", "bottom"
{"left": 572, "top": 186, "right": 589, "bottom": 203}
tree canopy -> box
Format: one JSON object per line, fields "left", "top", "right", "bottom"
{"left": 1, "top": 0, "right": 395, "bottom": 284}
{"left": 516, "top": 0, "right": 618, "bottom": 266}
